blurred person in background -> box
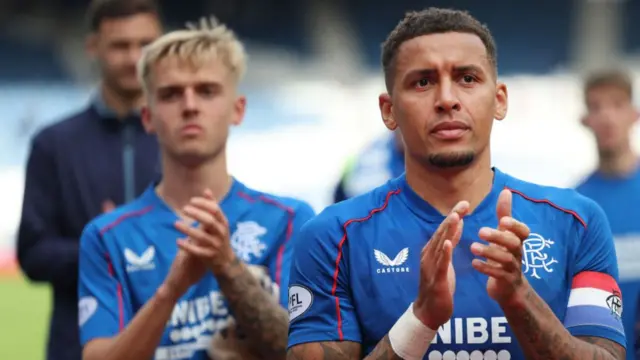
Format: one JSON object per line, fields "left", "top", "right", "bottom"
{"left": 576, "top": 70, "right": 640, "bottom": 360}
{"left": 78, "top": 17, "right": 315, "bottom": 360}
{"left": 332, "top": 132, "right": 404, "bottom": 203}
{"left": 16, "top": 0, "right": 163, "bottom": 359}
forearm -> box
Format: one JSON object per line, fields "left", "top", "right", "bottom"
{"left": 216, "top": 258, "right": 289, "bottom": 359}
{"left": 364, "top": 335, "right": 402, "bottom": 359}
{"left": 502, "top": 286, "right": 624, "bottom": 360}
{"left": 18, "top": 236, "right": 78, "bottom": 286}
{"left": 84, "top": 285, "right": 179, "bottom": 360}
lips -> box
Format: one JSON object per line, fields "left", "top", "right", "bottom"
{"left": 181, "top": 123, "right": 203, "bottom": 135}
{"left": 430, "top": 121, "right": 470, "bottom": 140}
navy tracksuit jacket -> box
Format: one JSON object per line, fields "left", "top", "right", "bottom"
{"left": 17, "top": 97, "right": 159, "bottom": 360}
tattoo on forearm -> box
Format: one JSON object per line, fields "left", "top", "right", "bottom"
{"left": 364, "top": 335, "right": 403, "bottom": 360}
{"left": 503, "top": 287, "right": 625, "bottom": 360}
{"left": 286, "top": 341, "right": 361, "bottom": 360}
{"left": 217, "top": 258, "right": 289, "bottom": 359}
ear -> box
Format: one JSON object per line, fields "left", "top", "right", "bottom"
{"left": 379, "top": 93, "right": 397, "bottom": 131}
{"left": 85, "top": 33, "right": 99, "bottom": 59}
{"left": 231, "top": 95, "right": 246, "bottom": 126}
{"left": 580, "top": 114, "right": 590, "bottom": 128}
{"left": 141, "top": 105, "right": 155, "bottom": 134}
{"left": 494, "top": 82, "right": 508, "bottom": 121}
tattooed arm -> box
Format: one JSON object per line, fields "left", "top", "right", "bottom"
{"left": 502, "top": 284, "right": 625, "bottom": 360}
{"left": 216, "top": 257, "right": 289, "bottom": 359}
{"left": 287, "top": 335, "right": 405, "bottom": 360}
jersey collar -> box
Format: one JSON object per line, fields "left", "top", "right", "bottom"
{"left": 397, "top": 167, "right": 507, "bottom": 223}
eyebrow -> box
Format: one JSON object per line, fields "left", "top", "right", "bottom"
{"left": 406, "top": 65, "right": 485, "bottom": 78}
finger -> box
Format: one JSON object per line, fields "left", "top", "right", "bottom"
{"left": 177, "top": 239, "right": 217, "bottom": 258}
{"left": 190, "top": 198, "right": 229, "bottom": 229}
{"left": 451, "top": 200, "right": 471, "bottom": 218}
{"left": 184, "top": 204, "right": 216, "bottom": 224}
{"left": 203, "top": 188, "right": 215, "bottom": 200}
{"left": 500, "top": 217, "right": 530, "bottom": 241}
{"left": 478, "top": 227, "right": 521, "bottom": 254}
{"left": 471, "top": 259, "right": 518, "bottom": 282}
{"left": 496, "top": 189, "right": 512, "bottom": 223}
{"left": 434, "top": 239, "right": 453, "bottom": 281}
{"left": 451, "top": 219, "right": 464, "bottom": 248}
{"left": 433, "top": 212, "right": 459, "bottom": 254}
{"left": 424, "top": 212, "right": 455, "bottom": 256}
{"left": 470, "top": 242, "right": 518, "bottom": 270}
{"left": 175, "top": 221, "right": 222, "bottom": 247}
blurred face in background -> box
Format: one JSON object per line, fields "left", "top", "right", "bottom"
{"left": 87, "top": 13, "right": 162, "bottom": 97}
{"left": 142, "top": 57, "right": 246, "bottom": 167}
{"left": 380, "top": 32, "right": 507, "bottom": 169}
{"left": 583, "top": 84, "right": 639, "bottom": 156}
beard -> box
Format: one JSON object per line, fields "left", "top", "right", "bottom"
{"left": 428, "top": 151, "right": 475, "bottom": 168}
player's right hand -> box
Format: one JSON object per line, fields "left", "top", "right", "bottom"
{"left": 162, "top": 247, "right": 207, "bottom": 298}
{"left": 413, "top": 201, "right": 469, "bottom": 330}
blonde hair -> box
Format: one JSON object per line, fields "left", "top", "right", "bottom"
{"left": 137, "top": 16, "right": 247, "bottom": 94}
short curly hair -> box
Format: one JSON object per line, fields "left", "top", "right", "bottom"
{"left": 381, "top": 8, "right": 497, "bottom": 92}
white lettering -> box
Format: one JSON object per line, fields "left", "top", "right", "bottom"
{"left": 170, "top": 291, "right": 228, "bottom": 327}
{"left": 491, "top": 317, "right": 511, "bottom": 344}
{"left": 431, "top": 317, "right": 512, "bottom": 345}
{"left": 467, "top": 318, "right": 489, "bottom": 344}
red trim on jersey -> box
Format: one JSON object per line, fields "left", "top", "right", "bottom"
{"left": 99, "top": 206, "right": 154, "bottom": 235}
{"left": 332, "top": 189, "right": 401, "bottom": 340}
{"left": 237, "top": 191, "right": 295, "bottom": 286}
{"left": 105, "top": 253, "right": 125, "bottom": 331}
{"left": 572, "top": 271, "right": 621, "bottom": 293}
{"left": 506, "top": 187, "right": 587, "bottom": 228}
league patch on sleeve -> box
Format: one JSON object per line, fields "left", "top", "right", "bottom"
{"left": 564, "top": 271, "right": 624, "bottom": 335}
{"left": 288, "top": 285, "right": 313, "bottom": 322}
{"left": 78, "top": 296, "right": 98, "bottom": 327}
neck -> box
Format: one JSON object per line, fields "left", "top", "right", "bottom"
{"left": 156, "top": 151, "right": 232, "bottom": 213}
{"left": 405, "top": 151, "right": 494, "bottom": 215}
{"left": 598, "top": 145, "right": 638, "bottom": 177}
{"left": 100, "top": 82, "right": 143, "bottom": 118}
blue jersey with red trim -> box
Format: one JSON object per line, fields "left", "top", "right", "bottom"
{"left": 576, "top": 167, "right": 640, "bottom": 360}
{"left": 287, "top": 168, "right": 625, "bottom": 359}
{"left": 78, "top": 178, "right": 315, "bottom": 360}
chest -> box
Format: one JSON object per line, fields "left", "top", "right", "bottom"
{"left": 55, "top": 128, "right": 159, "bottom": 229}
{"left": 347, "top": 217, "right": 574, "bottom": 355}
{"left": 113, "top": 215, "right": 283, "bottom": 308}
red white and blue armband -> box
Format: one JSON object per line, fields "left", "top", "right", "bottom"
{"left": 563, "top": 271, "right": 625, "bottom": 337}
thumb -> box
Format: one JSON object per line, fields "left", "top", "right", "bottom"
{"left": 496, "top": 189, "right": 512, "bottom": 222}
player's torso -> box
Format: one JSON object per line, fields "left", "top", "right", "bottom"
{"left": 578, "top": 172, "right": 640, "bottom": 360}
{"left": 103, "top": 195, "right": 288, "bottom": 359}
{"left": 347, "top": 196, "right": 574, "bottom": 359}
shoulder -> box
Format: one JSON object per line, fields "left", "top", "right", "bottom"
{"left": 306, "top": 180, "right": 401, "bottom": 235}
{"left": 502, "top": 169, "right": 603, "bottom": 229}
{"left": 236, "top": 182, "right": 315, "bottom": 218}
{"left": 86, "top": 198, "right": 155, "bottom": 238}
{"left": 31, "top": 107, "right": 94, "bottom": 147}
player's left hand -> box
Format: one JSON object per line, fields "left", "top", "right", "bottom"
{"left": 470, "top": 189, "right": 532, "bottom": 305}
{"left": 174, "top": 189, "right": 237, "bottom": 276}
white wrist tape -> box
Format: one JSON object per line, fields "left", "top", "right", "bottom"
{"left": 388, "top": 303, "right": 437, "bottom": 360}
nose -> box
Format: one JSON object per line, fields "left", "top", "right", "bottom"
{"left": 434, "top": 79, "right": 461, "bottom": 113}
{"left": 182, "top": 88, "right": 199, "bottom": 118}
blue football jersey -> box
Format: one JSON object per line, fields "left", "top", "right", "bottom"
{"left": 288, "top": 168, "right": 625, "bottom": 359}
{"left": 78, "top": 178, "right": 315, "bottom": 360}
{"left": 576, "top": 168, "right": 640, "bottom": 360}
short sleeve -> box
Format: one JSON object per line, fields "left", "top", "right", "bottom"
{"left": 78, "top": 223, "right": 132, "bottom": 345}
{"left": 287, "top": 214, "right": 361, "bottom": 349}
{"left": 267, "top": 202, "right": 316, "bottom": 309}
{"left": 563, "top": 200, "right": 626, "bottom": 348}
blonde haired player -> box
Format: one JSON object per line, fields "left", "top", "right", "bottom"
{"left": 78, "top": 17, "right": 315, "bottom": 360}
